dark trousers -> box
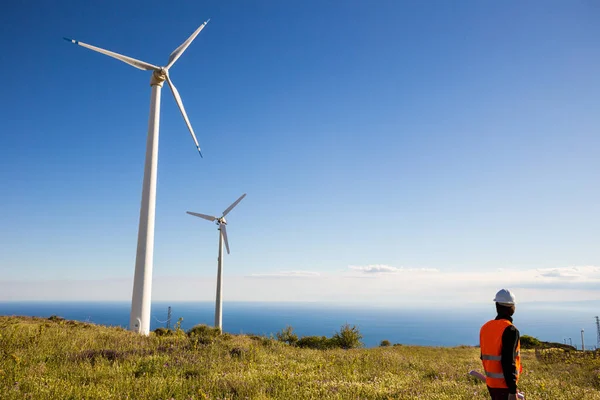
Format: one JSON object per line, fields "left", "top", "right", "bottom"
{"left": 488, "top": 386, "right": 511, "bottom": 400}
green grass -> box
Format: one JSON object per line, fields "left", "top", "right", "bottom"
{"left": 1, "top": 316, "right": 599, "bottom": 399}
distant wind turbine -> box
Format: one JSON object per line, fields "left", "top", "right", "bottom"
{"left": 187, "top": 194, "right": 246, "bottom": 330}
{"left": 65, "top": 20, "right": 210, "bottom": 335}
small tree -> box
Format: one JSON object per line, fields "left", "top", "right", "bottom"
{"left": 332, "top": 324, "right": 363, "bottom": 349}
{"left": 380, "top": 339, "right": 391, "bottom": 347}
{"left": 276, "top": 326, "right": 298, "bottom": 346}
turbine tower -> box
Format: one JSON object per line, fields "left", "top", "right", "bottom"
{"left": 187, "top": 194, "right": 246, "bottom": 330}
{"left": 596, "top": 316, "right": 599, "bottom": 349}
{"left": 65, "top": 21, "right": 209, "bottom": 335}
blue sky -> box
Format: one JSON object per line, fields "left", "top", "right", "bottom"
{"left": 1, "top": 1, "right": 599, "bottom": 303}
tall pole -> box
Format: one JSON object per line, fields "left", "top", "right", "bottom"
{"left": 129, "top": 71, "right": 166, "bottom": 335}
{"left": 596, "top": 316, "right": 600, "bottom": 349}
{"left": 215, "top": 227, "right": 224, "bottom": 330}
{"left": 581, "top": 329, "right": 585, "bottom": 352}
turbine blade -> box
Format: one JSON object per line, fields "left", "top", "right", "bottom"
{"left": 186, "top": 211, "right": 216, "bottom": 222}
{"left": 221, "top": 224, "right": 230, "bottom": 254}
{"left": 222, "top": 193, "right": 246, "bottom": 217}
{"left": 166, "top": 75, "right": 203, "bottom": 157}
{"left": 165, "top": 20, "right": 209, "bottom": 70}
{"left": 63, "top": 37, "right": 159, "bottom": 71}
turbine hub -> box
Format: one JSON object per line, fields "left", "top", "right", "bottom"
{"left": 150, "top": 69, "right": 167, "bottom": 87}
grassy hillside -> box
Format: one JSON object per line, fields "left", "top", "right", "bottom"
{"left": 1, "top": 316, "right": 599, "bottom": 399}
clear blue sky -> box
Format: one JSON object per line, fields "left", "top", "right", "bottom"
{"left": 1, "top": 1, "right": 599, "bottom": 303}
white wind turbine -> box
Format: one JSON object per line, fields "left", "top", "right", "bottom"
{"left": 187, "top": 193, "right": 246, "bottom": 331}
{"left": 65, "top": 21, "right": 209, "bottom": 335}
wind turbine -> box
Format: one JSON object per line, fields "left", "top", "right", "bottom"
{"left": 65, "top": 21, "right": 210, "bottom": 335}
{"left": 187, "top": 193, "right": 246, "bottom": 330}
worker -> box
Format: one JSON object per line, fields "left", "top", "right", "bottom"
{"left": 479, "top": 289, "right": 523, "bottom": 400}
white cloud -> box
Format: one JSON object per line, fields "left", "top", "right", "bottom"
{"left": 538, "top": 269, "right": 580, "bottom": 280}
{"left": 349, "top": 264, "right": 399, "bottom": 273}
{"left": 536, "top": 266, "right": 599, "bottom": 281}
{"left": 348, "top": 265, "right": 439, "bottom": 274}
{"left": 248, "top": 270, "right": 321, "bottom": 278}
{"left": 1, "top": 266, "right": 599, "bottom": 304}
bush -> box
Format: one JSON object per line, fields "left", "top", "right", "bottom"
{"left": 296, "top": 336, "right": 335, "bottom": 350}
{"left": 187, "top": 324, "right": 221, "bottom": 345}
{"left": 48, "top": 315, "right": 65, "bottom": 323}
{"left": 187, "top": 324, "right": 221, "bottom": 338}
{"left": 380, "top": 340, "right": 391, "bottom": 347}
{"left": 332, "top": 324, "right": 363, "bottom": 349}
{"left": 521, "top": 335, "right": 543, "bottom": 349}
{"left": 247, "top": 334, "right": 272, "bottom": 346}
{"left": 153, "top": 327, "right": 172, "bottom": 336}
{"left": 220, "top": 333, "right": 233, "bottom": 341}
{"left": 229, "top": 347, "right": 246, "bottom": 358}
{"left": 276, "top": 326, "right": 298, "bottom": 346}
{"left": 260, "top": 336, "right": 275, "bottom": 347}
{"left": 520, "top": 335, "right": 576, "bottom": 351}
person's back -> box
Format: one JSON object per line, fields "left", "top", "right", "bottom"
{"left": 479, "top": 289, "right": 522, "bottom": 400}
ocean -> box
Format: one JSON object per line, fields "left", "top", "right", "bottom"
{"left": 1, "top": 301, "right": 598, "bottom": 348}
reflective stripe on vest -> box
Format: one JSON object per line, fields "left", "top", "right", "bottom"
{"left": 480, "top": 319, "right": 522, "bottom": 389}
{"left": 485, "top": 371, "right": 505, "bottom": 379}
{"left": 484, "top": 370, "right": 521, "bottom": 379}
{"left": 481, "top": 355, "right": 502, "bottom": 361}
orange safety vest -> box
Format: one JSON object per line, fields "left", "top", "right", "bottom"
{"left": 480, "top": 319, "right": 522, "bottom": 388}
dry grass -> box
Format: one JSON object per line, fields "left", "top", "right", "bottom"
{"left": 1, "top": 316, "right": 599, "bottom": 399}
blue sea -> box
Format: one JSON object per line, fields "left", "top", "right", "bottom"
{"left": 1, "top": 301, "right": 598, "bottom": 348}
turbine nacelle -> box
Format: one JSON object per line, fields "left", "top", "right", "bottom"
{"left": 151, "top": 69, "right": 168, "bottom": 85}
{"left": 187, "top": 193, "right": 246, "bottom": 255}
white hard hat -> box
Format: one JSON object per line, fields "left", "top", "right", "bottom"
{"left": 494, "top": 289, "right": 516, "bottom": 305}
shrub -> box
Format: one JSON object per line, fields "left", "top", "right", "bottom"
{"left": 248, "top": 334, "right": 275, "bottom": 347}
{"left": 220, "top": 333, "right": 233, "bottom": 341}
{"left": 154, "top": 327, "right": 172, "bottom": 337}
{"left": 187, "top": 324, "right": 221, "bottom": 338}
{"left": 261, "top": 336, "right": 275, "bottom": 347}
{"left": 229, "top": 347, "right": 245, "bottom": 358}
{"left": 521, "top": 335, "right": 576, "bottom": 351}
{"left": 332, "top": 324, "right": 363, "bottom": 349}
{"left": 521, "top": 335, "right": 543, "bottom": 349}
{"left": 187, "top": 324, "right": 221, "bottom": 345}
{"left": 174, "top": 317, "right": 184, "bottom": 334}
{"left": 296, "top": 335, "right": 334, "bottom": 350}
{"left": 276, "top": 326, "right": 298, "bottom": 346}
{"left": 380, "top": 340, "right": 391, "bottom": 347}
